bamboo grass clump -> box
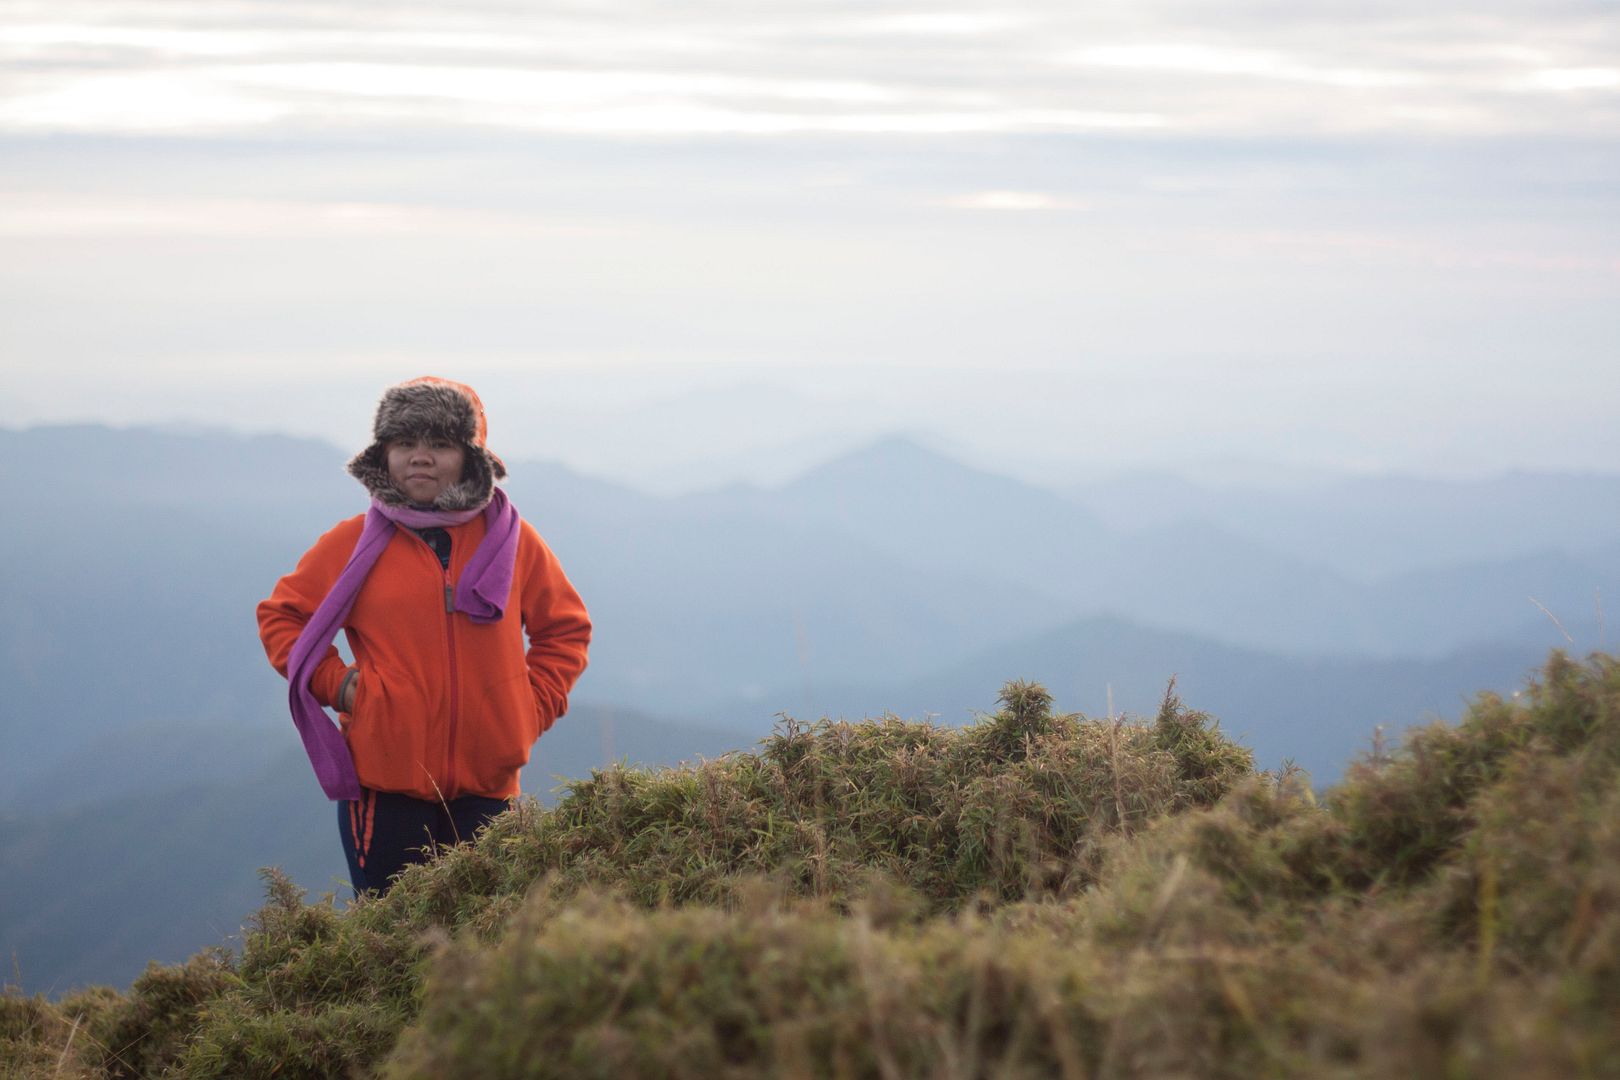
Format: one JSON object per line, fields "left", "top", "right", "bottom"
{"left": 10, "top": 656, "right": 1619, "bottom": 1079}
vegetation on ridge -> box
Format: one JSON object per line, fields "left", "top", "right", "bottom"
{"left": 5, "top": 654, "right": 1618, "bottom": 1078}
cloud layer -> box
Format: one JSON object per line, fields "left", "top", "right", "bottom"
{"left": 2, "top": 1, "right": 1616, "bottom": 485}
{"left": 3, "top": 0, "right": 1617, "bottom": 138}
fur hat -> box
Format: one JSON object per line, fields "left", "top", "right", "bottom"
{"left": 347, "top": 376, "right": 508, "bottom": 510}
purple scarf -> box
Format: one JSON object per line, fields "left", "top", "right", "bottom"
{"left": 286, "top": 486, "right": 520, "bottom": 801}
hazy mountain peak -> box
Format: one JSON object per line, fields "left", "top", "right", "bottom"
{"left": 782, "top": 433, "right": 1018, "bottom": 493}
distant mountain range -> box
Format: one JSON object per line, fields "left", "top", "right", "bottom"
{"left": 2, "top": 422, "right": 1615, "bottom": 992}
{"left": 1068, "top": 468, "right": 1620, "bottom": 579}
{"left": 712, "top": 614, "right": 1547, "bottom": 783}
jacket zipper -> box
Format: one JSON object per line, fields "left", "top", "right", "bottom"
{"left": 407, "top": 529, "right": 461, "bottom": 799}
{"left": 442, "top": 563, "right": 460, "bottom": 799}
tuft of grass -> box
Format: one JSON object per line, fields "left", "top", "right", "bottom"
{"left": 83, "top": 951, "right": 236, "bottom": 1080}
{"left": 383, "top": 889, "right": 1110, "bottom": 1080}
{"left": 1, "top": 980, "right": 127, "bottom": 1080}
{"left": 1, "top": 989, "right": 91, "bottom": 1080}
{"left": 173, "top": 873, "right": 426, "bottom": 1080}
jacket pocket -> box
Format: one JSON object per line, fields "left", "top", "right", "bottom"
{"left": 345, "top": 662, "right": 437, "bottom": 796}
{"left": 342, "top": 662, "right": 375, "bottom": 730}
{"left": 456, "top": 672, "right": 537, "bottom": 796}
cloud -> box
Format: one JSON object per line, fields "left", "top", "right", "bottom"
{"left": 1523, "top": 67, "right": 1620, "bottom": 92}
{"left": 1, "top": 1, "right": 1615, "bottom": 139}
{"left": 1070, "top": 43, "right": 1423, "bottom": 89}
{"left": 0, "top": 192, "right": 608, "bottom": 237}
{"left": 935, "top": 190, "right": 1087, "bottom": 211}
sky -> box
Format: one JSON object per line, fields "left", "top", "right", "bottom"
{"left": 2, "top": 0, "right": 1617, "bottom": 491}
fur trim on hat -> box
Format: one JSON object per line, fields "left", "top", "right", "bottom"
{"left": 347, "top": 378, "right": 508, "bottom": 511}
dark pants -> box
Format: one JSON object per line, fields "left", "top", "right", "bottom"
{"left": 338, "top": 788, "right": 511, "bottom": 896}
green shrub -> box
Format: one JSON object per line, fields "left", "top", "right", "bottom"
{"left": 80, "top": 950, "right": 236, "bottom": 1079}
{"left": 1330, "top": 652, "right": 1620, "bottom": 887}
{"left": 384, "top": 889, "right": 1109, "bottom": 1080}
{"left": 172, "top": 873, "right": 423, "bottom": 1079}
{"left": 1, "top": 990, "right": 92, "bottom": 1080}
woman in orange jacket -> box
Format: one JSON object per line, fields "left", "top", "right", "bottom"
{"left": 258, "top": 377, "right": 591, "bottom": 894}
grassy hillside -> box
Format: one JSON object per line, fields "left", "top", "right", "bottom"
{"left": 5, "top": 653, "right": 1617, "bottom": 1078}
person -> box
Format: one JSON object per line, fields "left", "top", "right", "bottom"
{"left": 257, "top": 376, "right": 591, "bottom": 895}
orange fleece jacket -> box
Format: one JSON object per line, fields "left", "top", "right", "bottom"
{"left": 258, "top": 513, "right": 591, "bottom": 801}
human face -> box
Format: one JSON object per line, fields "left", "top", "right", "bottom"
{"left": 386, "top": 436, "right": 466, "bottom": 505}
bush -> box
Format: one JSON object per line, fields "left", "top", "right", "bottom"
{"left": 1, "top": 990, "right": 93, "bottom": 1080}
{"left": 84, "top": 951, "right": 236, "bottom": 1079}
{"left": 385, "top": 889, "right": 1108, "bottom": 1080}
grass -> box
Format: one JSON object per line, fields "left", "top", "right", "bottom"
{"left": 6, "top": 654, "right": 1617, "bottom": 1078}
